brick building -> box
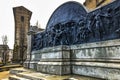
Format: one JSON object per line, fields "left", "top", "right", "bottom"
{"left": 13, "top": 6, "right": 32, "bottom": 63}
{"left": 84, "top": 0, "right": 115, "bottom": 11}
{"left": 0, "top": 45, "right": 9, "bottom": 64}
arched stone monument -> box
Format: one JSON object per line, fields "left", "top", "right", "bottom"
{"left": 23, "top": 0, "right": 120, "bottom": 79}
{"left": 46, "top": 1, "right": 87, "bottom": 29}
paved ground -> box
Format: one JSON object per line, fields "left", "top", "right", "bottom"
{"left": 0, "top": 71, "right": 9, "bottom": 80}
{"left": 0, "top": 70, "right": 102, "bottom": 80}
{"left": 0, "top": 64, "right": 21, "bottom": 68}
{"left": 9, "top": 68, "right": 102, "bottom": 80}
{"left": 0, "top": 67, "right": 102, "bottom": 80}
{"left": 0, "top": 64, "right": 22, "bottom": 72}
{"left": 0, "top": 64, "right": 22, "bottom": 80}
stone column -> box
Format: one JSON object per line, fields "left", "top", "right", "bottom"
{"left": 24, "top": 29, "right": 35, "bottom": 68}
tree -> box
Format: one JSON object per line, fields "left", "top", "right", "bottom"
{"left": 2, "top": 35, "right": 8, "bottom": 45}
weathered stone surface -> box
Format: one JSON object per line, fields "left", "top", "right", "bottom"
{"left": 32, "top": 45, "right": 70, "bottom": 53}
{"left": 72, "top": 66, "right": 120, "bottom": 80}
{"left": 28, "top": 45, "right": 71, "bottom": 75}
{"left": 72, "top": 62, "right": 120, "bottom": 69}
{"left": 13, "top": 6, "right": 32, "bottom": 63}
{"left": 71, "top": 39, "right": 120, "bottom": 79}
{"left": 71, "top": 39, "right": 120, "bottom": 49}
{"left": 23, "top": 0, "right": 120, "bottom": 79}
{"left": 71, "top": 39, "right": 120, "bottom": 59}
{"left": 36, "top": 45, "right": 71, "bottom": 75}
{"left": 28, "top": 61, "right": 38, "bottom": 70}
{"left": 10, "top": 68, "right": 26, "bottom": 75}
{"left": 24, "top": 32, "right": 33, "bottom": 68}
{"left": 9, "top": 68, "right": 101, "bottom": 80}
{"left": 37, "top": 65, "right": 71, "bottom": 75}
{"left": 26, "top": 39, "right": 120, "bottom": 79}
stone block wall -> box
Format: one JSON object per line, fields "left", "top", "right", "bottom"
{"left": 24, "top": 39, "right": 120, "bottom": 79}
{"left": 36, "top": 45, "right": 71, "bottom": 75}
{"left": 71, "top": 39, "right": 120, "bottom": 79}
{"left": 13, "top": 6, "right": 32, "bottom": 63}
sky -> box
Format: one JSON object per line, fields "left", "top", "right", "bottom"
{"left": 0, "top": 0, "right": 85, "bottom": 49}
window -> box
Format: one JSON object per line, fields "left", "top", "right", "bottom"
{"left": 21, "top": 16, "right": 24, "bottom": 22}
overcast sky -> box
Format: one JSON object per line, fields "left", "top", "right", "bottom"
{"left": 0, "top": 0, "right": 85, "bottom": 49}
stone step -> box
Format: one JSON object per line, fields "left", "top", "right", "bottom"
{"left": 9, "top": 75, "right": 30, "bottom": 80}
{"left": 9, "top": 68, "right": 45, "bottom": 80}
{"left": 0, "top": 64, "right": 22, "bottom": 72}
{"left": 9, "top": 68, "right": 101, "bottom": 80}
{"left": 10, "top": 68, "right": 26, "bottom": 75}
{"left": 16, "top": 72, "right": 46, "bottom": 80}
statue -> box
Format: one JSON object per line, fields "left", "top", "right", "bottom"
{"left": 48, "top": 27, "right": 56, "bottom": 47}
{"left": 92, "top": 10, "right": 105, "bottom": 40}
{"left": 101, "top": 8, "right": 113, "bottom": 34}
{"left": 60, "top": 24, "right": 69, "bottom": 45}
{"left": 53, "top": 23, "right": 62, "bottom": 46}
{"left": 32, "top": 34, "right": 39, "bottom": 50}
{"left": 31, "top": 0, "right": 120, "bottom": 51}
{"left": 64, "top": 22, "right": 72, "bottom": 45}
{"left": 76, "top": 19, "right": 85, "bottom": 43}
{"left": 114, "top": 6, "right": 120, "bottom": 31}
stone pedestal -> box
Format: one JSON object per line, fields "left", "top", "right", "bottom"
{"left": 24, "top": 29, "right": 35, "bottom": 68}
{"left": 24, "top": 38, "right": 120, "bottom": 79}
{"left": 10, "top": 39, "right": 120, "bottom": 79}
{"left": 36, "top": 45, "right": 71, "bottom": 75}
{"left": 28, "top": 51, "right": 41, "bottom": 70}
{"left": 71, "top": 39, "right": 120, "bottom": 79}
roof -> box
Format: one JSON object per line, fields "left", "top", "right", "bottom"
{"left": 0, "top": 45, "right": 9, "bottom": 50}
{"left": 13, "top": 6, "right": 32, "bottom": 20}
{"left": 13, "top": 6, "right": 32, "bottom": 13}
{"left": 28, "top": 26, "right": 44, "bottom": 34}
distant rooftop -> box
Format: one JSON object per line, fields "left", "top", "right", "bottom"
{"left": 0, "top": 45, "right": 9, "bottom": 50}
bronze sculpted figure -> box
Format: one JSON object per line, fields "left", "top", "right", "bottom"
{"left": 32, "top": 0, "right": 120, "bottom": 51}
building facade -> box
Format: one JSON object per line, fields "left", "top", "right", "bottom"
{"left": 8, "top": 49, "right": 13, "bottom": 62}
{"left": 84, "top": 0, "right": 115, "bottom": 11}
{"left": 0, "top": 45, "right": 9, "bottom": 64}
{"left": 13, "top": 6, "right": 32, "bottom": 63}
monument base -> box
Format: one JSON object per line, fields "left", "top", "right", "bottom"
{"left": 23, "top": 61, "right": 29, "bottom": 68}
{"left": 9, "top": 67, "right": 100, "bottom": 80}
{"left": 24, "top": 60, "right": 38, "bottom": 70}
{"left": 71, "top": 39, "right": 120, "bottom": 79}
{"left": 24, "top": 50, "right": 41, "bottom": 70}
{"left": 35, "top": 45, "right": 71, "bottom": 75}
{"left": 24, "top": 39, "right": 120, "bottom": 79}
